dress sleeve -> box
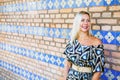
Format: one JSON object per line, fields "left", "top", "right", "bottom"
{"left": 63, "top": 41, "right": 76, "bottom": 63}
{"left": 92, "top": 45, "right": 105, "bottom": 73}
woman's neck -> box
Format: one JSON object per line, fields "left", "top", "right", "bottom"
{"left": 78, "top": 31, "right": 90, "bottom": 40}
{"left": 77, "top": 31, "right": 92, "bottom": 46}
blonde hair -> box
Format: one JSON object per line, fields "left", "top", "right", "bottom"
{"left": 70, "top": 11, "right": 91, "bottom": 43}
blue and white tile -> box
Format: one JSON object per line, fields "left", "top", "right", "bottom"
{"left": 0, "top": 61, "right": 47, "bottom": 80}
{"left": 0, "top": 43, "right": 65, "bottom": 68}
{"left": 104, "top": 0, "right": 115, "bottom": 6}
{"left": 92, "top": 30, "right": 104, "bottom": 43}
{"left": 90, "top": 0, "right": 104, "bottom": 6}
{"left": 54, "top": 28, "right": 61, "bottom": 38}
{"left": 116, "top": 32, "right": 120, "bottom": 46}
{"left": 103, "top": 31, "right": 116, "bottom": 45}
{"left": 53, "top": 0, "right": 61, "bottom": 9}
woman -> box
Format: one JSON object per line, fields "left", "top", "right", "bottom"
{"left": 63, "top": 11, "right": 105, "bottom": 80}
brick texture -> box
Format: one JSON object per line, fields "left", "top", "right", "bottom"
{"left": 0, "top": 1, "right": 120, "bottom": 80}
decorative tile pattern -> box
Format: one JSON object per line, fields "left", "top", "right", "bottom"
{"left": 0, "top": 43, "right": 65, "bottom": 68}
{"left": 101, "top": 68, "right": 120, "bottom": 80}
{"left": 0, "top": 60, "right": 47, "bottom": 80}
{"left": 0, "top": 24, "right": 119, "bottom": 46}
{"left": 0, "top": 0, "right": 119, "bottom": 12}
{"left": 1, "top": 60, "right": 120, "bottom": 80}
{"left": 104, "top": 0, "right": 114, "bottom": 6}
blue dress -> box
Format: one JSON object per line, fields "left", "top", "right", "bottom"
{"left": 63, "top": 40, "right": 105, "bottom": 80}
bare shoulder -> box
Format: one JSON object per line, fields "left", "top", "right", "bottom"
{"left": 90, "top": 36, "right": 102, "bottom": 45}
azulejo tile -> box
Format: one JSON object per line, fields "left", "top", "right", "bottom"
{"left": 54, "top": 28, "right": 61, "bottom": 38}
{"left": 67, "top": 0, "right": 75, "bottom": 8}
{"left": 75, "top": 0, "right": 83, "bottom": 7}
{"left": 102, "top": 31, "right": 116, "bottom": 45}
{"left": 47, "top": 0, "right": 54, "bottom": 9}
{"left": 0, "top": 24, "right": 119, "bottom": 46}
{"left": 92, "top": 0, "right": 104, "bottom": 6}
{"left": 92, "top": 30, "right": 104, "bottom": 42}
{"left": 116, "top": 32, "right": 120, "bottom": 46}
{"left": 0, "top": 61, "right": 47, "bottom": 80}
{"left": 0, "top": 0, "right": 120, "bottom": 12}
{"left": 36, "top": 1, "right": 42, "bottom": 10}
{"left": 101, "top": 68, "right": 120, "bottom": 80}
{"left": 49, "top": 28, "right": 55, "bottom": 37}
{"left": 0, "top": 43, "right": 65, "bottom": 68}
{"left": 104, "top": 0, "right": 116, "bottom": 6}
{"left": 84, "top": 0, "right": 93, "bottom": 6}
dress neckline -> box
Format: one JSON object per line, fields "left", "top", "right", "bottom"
{"left": 75, "top": 39, "right": 103, "bottom": 48}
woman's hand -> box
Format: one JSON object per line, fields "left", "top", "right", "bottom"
{"left": 92, "top": 72, "right": 101, "bottom": 80}
{"left": 61, "top": 60, "right": 71, "bottom": 80}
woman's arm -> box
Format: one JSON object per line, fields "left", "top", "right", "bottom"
{"left": 92, "top": 72, "right": 102, "bottom": 80}
{"left": 63, "top": 60, "right": 72, "bottom": 80}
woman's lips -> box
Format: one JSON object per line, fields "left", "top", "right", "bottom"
{"left": 82, "top": 26, "right": 88, "bottom": 29}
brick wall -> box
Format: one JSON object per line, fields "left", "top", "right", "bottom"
{"left": 0, "top": 0, "right": 120, "bottom": 80}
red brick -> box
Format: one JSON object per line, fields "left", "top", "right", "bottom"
{"left": 89, "top": 6, "right": 107, "bottom": 12}
{"left": 65, "top": 19, "right": 73, "bottom": 24}
{"left": 56, "top": 14, "right": 61, "bottom": 18}
{"left": 50, "top": 23, "right": 56, "bottom": 28}
{"left": 102, "top": 12, "right": 111, "bottom": 17}
{"left": 62, "top": 24, "right": 68, "bottom": 28}
{"left": 45, "top": 23, "right": 49, "bottom": 27}
{"left": 97, "top": 19, "right": 117, "bottom": 24}
{"left": 54, "top": 38, "right": 65, "bottom": 43}
{"left": 45, "top": 41, "right": 49, "bottom": 45}
{"left": 34, "top": 19, "right": 42, "bottom": 22}
{"left": 38, "top": 10, "right": 47, "bottom": 14}
{"left": 68, "top": 13, "right": 75, "bottom": 18}
{"left": 60, "top": 8, "right": 72, "bottom": 13}
{"left": 40, "top": 14, "right": 45, "bottom": 18}
{"left": 92, "top": 25, "right": 100, "bottom": 30}
{"left": 56, "top": 42, "right": 62, "bottom": 47}
{"left": 91, "top": 19, "right": 96, "bottom": 24}
{"left": 104, "top": 50, "right": 110, "bottom": 56}
{"left": 104, "top": 44, "right": 117, "bottom": 51}
{"left": 109, "top": 6, "right": 120, "bottom": 11}
{"left": 92, "top": 13, "right": 101, "bottom": 17}
{"left": 50, "top": 14, "right": 55, "bottom": 18}
{"left": 111, "top": 52, "right": 120, "bottom": 58}
{"left": 73, "top": 8, "right": 87, "bottom": 12}
{"left": 43, "top": 37, "right": 53, "bottom": 41}
{"left": 101, "top": 25, "right": 111, "bottom": 31}
{"left": 111, "top": 58, "right": 120, "bottom": 65}
{"left": 50, "top": 42, "right": 55, "bottom": 46}
{"left": 44, "top": 14, "right": 49, "bottom": 18}
{"left": 48, "top": 10, "right": 59, "bottom": 13}
{"left": 53, "top": 19, "right": 64, "bottom": 23}
{"left": 119, "top": 46, "right": 120, "bottom": 51}
{"left": 56, "top": 24, "right": 61, "bottom": 28}
{"left": 61, "top": 14, "right": 68, "bottom": 18}
{"left": 43, "top": 19, "right": 52, "bottom": 23}
{"left": 112, "top": 26, "right": 120, "bottom": 31}
{"left": 112, "top": 64, "right": 120, "bottom": 72}
{"left": 113, "top": 12, "right": 120, "bottom": 18}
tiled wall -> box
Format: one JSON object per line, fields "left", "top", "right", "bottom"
{"left": 0, "top": 0, "right": 120, "bottom": 80}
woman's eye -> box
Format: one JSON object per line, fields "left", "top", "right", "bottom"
{"left": 81, "top": 19, "right": 84, "bottom": 22}
{"left": 87, "top": 20, "right": 90, "bottom": 22}
{"left": 81, "top": 19, "right": 90, "bottom": 22}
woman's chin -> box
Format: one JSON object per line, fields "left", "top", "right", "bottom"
{"left": 81, "top": 29, "right": 89, "bottom": 32}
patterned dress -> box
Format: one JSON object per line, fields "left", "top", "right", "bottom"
{"left": 63, "top": 40, "right": 105, "bottom": 80}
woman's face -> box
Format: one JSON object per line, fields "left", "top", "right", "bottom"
{"left": 79, "top": 14, "right": 91, "bottom": 32}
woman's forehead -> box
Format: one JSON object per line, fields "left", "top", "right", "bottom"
{"left": 81, "top": 14, "right": 90, "bottom": 18}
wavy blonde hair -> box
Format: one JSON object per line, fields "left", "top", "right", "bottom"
{"left": 70, "top": 11, "right": 91, "bottom": 43}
